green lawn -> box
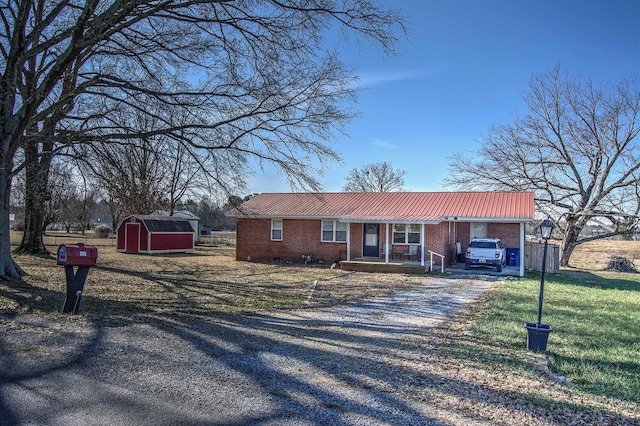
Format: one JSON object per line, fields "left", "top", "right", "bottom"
{"left": 464, "top": 269, "right": 640, "bottom": 402}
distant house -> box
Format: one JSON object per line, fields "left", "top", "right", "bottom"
{"left": 226, "top": 191, "right": 535, "bottom": 276}
{"left": 153, "top": 210, "right": 201, "bottom": 243}
{"left": 116, "top": 215, "right": 195, "bottom": 254}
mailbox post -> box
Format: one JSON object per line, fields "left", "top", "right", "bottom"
{"left": 57, "top": 243, "right": 98, "bottom": 314}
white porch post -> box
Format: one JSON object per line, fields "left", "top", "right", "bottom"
{"left": 420, "top": 223, "right": 425, "bottom": 266}
{"left": 385, "top": 222, "right": 390, "bottom": 263}
{"left": 346, "top": 223, "right": 351, "bottom": 261}
{"left": 519, "top": 222, "right": 525, "bottom": 277}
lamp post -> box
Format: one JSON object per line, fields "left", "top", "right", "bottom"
{"left": 525, "top": 218, "right": 555, "bottom": 351}
{"left": 537, "top": 219, "right": 555, "bottom": 326}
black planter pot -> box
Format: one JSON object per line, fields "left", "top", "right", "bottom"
{"left": 524, "top": 322, "right": 552, "bottom": 351}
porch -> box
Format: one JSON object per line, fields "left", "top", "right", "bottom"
{"left": 340, "top": 258, "right": 426, "bottom": 274}
{"left": 339, "top": 245, "right": 447, "bottom": 274}
{"left": 339, "top": 258, "right": 522, "bottom": 277}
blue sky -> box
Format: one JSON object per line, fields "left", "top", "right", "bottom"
{"left": 247, "top": 0, "right": 640, "bottom": 194}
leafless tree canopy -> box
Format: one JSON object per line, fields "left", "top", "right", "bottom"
{"left": 445, "top": 66, "right": 640, "bottom": 265}
{"left": 0, "top": 0, "right": 404, "bottom": 277}
{"left": 342, "top": 161, "right": 406, "bottom": 192}
{"left": 75, "top": 108, "right": 240, "bottom": 215}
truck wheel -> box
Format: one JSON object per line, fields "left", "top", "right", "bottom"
{"left": 496, "top": 265, "right": 502, "bottom": 272}
{"left": 465, "top": 263, "right": 470, "bottom": 270}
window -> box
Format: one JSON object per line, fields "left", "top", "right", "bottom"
{"left": 408, "top": 224, "right": 421, "bottom": 244}
{"left": 393, "top": 224, "right": 421, "bottom": 244}
{"left": 393, "top": 224, "right": 406, "bottom": 243}
{"left": 271, "top": 219, "right": 282, "bottom": 240}
{"left": 322, "top": 220, "right": 347, "bottom": 242}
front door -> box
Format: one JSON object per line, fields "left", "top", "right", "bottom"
{"left": 363, "top": 224, "right": 379, "bottom": 257}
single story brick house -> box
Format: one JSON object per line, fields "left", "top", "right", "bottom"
{"left": 226, "top": 191, "right": 534, "bottom": 276}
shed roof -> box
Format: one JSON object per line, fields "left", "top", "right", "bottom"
{"left": 133, "top": 215, "right": 195, "bottom": 232}
{"left": 227, "top": 191, "right": 534, "bottom": 223}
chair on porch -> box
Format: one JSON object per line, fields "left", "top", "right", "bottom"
{"left": 404, "top": 244, "right": 420, "bottom": 261}
{"left": 391, "top": 245, "right": 404, "bottom": 260}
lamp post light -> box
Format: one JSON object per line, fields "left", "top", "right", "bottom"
{"left": 525, "top": 218, "right": 555, "bottom": 351}
{"left": 537, "top": 219, "right": 555, "bottom": 325}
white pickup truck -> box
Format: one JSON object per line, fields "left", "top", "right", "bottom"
{"left": 465, "top": 238, "right": 507, "bottom": 272}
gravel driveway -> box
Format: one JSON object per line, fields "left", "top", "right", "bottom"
{"left": 0, "top": 277, "right": 496, "bottom": 425}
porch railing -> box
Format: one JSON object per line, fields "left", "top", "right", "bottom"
{"left": 427, "top": 250, "right": 445, "bottom": 273}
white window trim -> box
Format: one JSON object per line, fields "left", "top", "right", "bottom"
{"left": 271, "top": 219, "right": 282, "bottom": 241}
{"left": 321, "top": 220, "right": 347, "bottom": 243}
{"left": 392, "top": 224, "right": 421, "bottom": 244}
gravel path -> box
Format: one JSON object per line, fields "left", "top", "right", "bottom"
{"left": 1, "top": 278, "right": 498, "bottom": 425}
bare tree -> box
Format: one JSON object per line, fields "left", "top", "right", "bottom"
{"left": 342, "top": 161, "right": 406, "bottom": 192}
{"left": 101, "top": 191, "right": 124, "bottom": 233}
{"left": 43, "top": 161, "right": 76, "bottom": 231}
{"left": 11, "top": 158, "right": 73, "bottom": 235}
{"left": 0, "top": 0, "right": 404, "bottom": 277}
{"left": 47, "top": 166, "right": 97, "bottom": 233}
{"left": 445, "top": 66, "right": 640, "bottom": 266}
{"left": 164, "top": 142, "right": 202, "bottom": 216}
{"left": 78, "top": 110, "right": 240, "bottom": 215}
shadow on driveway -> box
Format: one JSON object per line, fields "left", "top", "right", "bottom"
{"left": 1, "top": 279, "right": 637, "bottom": 425}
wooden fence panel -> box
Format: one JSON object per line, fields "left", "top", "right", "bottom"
{"left": 524, "top": 241, "right": 559, "bottom": 273}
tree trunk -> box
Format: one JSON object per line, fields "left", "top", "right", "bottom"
{"left": 560, "top": 237, "right": 578, "bottom": 267}
{"left": 14, "top": 142, "right": 49, "bottom": 255}
{"left": 16, "top": 206, "right": 47, "bottom": 254}
{"left": 0, "top": 154, "right": 24, "bottom": 278}
{"left": 559, "top": 216, "right": 580, "bottom": 267}
{"left": 106, "top": 194, "right": 122, "bottom": 234}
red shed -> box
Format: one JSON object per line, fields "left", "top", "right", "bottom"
{"left": 116, "top": 215, "right": 195, "bottom": 254}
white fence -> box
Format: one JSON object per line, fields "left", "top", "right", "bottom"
{"left": 197, "top": 231, "right": 236, "bottom": 247}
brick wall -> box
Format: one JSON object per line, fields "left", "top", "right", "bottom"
{"left": 423, "top": 223, "right": 456, "bottom": 266}
{"left": 350, "top": 223, "right": 363, "bottom": 259}
{"left": 456, "top": 222, "right": 471, "bottom": 248}
{"left": 487, "top": 223, "right": 521, "bottom": 248}
{"left": 236, "top": 218, "right": 522, "bottom": 267}
{"left": 450, "top": 222, "right": 521, "bottom": 254}
{"left": 236, "top": 218, "right": 346, "bottom": 264}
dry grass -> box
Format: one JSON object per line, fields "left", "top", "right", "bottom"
{"left": 3, "top": 245, "right": 427, "bottom": 317}
{"left": 4, "top": 240, "right": 638, "bottom": 317}
{"left": 2, "top": 242, "right": 639, "bottom": 424}
{"left": 569, "top": 239, "right": 640, "bottom": 270}
{"left": 9, "top": 230, "right": 117, "bottom": 248}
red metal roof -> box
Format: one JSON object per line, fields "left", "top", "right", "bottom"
{"left": 227, "top": 192, "right": 534, "bottom": 223}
